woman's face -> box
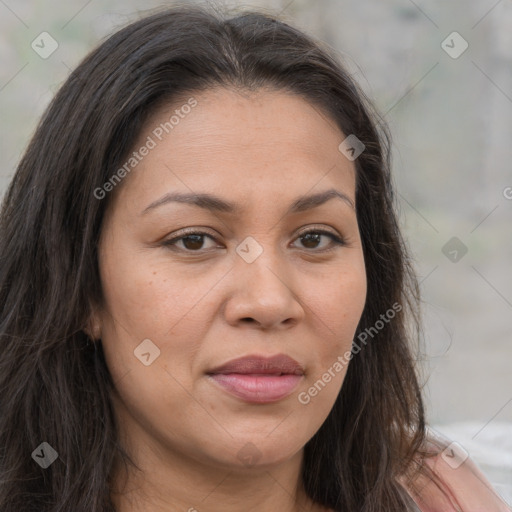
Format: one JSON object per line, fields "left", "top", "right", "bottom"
{"left": 93, "top": 87, "right": 367, "bottom": 473}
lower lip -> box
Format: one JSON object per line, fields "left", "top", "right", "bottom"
{"left": 208, "top": 373, "right": 303, "bottom": 403}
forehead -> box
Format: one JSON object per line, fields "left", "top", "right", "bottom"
{"left": 110, "top": 87, "right": 356, "bottom": 217}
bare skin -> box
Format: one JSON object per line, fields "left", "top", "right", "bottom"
{"left": 90, "top": 87, "right": 367, "bottom": 512}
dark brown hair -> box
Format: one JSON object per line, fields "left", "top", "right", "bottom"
{"left": 0, "top": 4, "right": 428, "bottom": 511}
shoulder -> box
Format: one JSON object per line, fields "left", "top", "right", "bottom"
{"left": 398, "top": 427, "right": 511, "bottom": 512}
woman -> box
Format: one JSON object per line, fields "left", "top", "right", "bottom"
{"left": 0, "top": 4, "right": 509, "bottom": 511}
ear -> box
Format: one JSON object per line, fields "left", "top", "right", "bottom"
{"left": 84, "top": 307, "right": 102, "bottom": 341}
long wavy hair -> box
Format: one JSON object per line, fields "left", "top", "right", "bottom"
{"left": 0, "top": 4, "right": 430, "bottom": 511}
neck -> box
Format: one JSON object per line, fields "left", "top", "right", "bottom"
{"left": 111, "top": 447, "right": 323, "bottom": 512}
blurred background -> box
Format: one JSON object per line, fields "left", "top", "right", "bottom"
{"left": 1, "top": 0, "right": 511, "bottom": 502}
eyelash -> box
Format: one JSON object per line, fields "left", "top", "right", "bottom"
{"left": 161, "top": 227, "right": 346, "bottom": 254}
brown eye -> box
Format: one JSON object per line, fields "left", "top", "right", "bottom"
{"left": 292, "top": 229, "right": 345, "bottom": 252}
{"left": 179, "top": 234, "right": 207, "bottom": 251}
{"left": 162, "top": 231, "right": 219, "bottom": 252}
{"left": 300, "top": 232, "right": 322, "bottom": 249}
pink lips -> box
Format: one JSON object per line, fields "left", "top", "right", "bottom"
{"left": 207, "top": 354, "right": 304, "bottom": 404}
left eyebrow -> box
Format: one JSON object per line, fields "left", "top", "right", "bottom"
{"left": 141, "top": 188, "right": 355, "bottom": 216}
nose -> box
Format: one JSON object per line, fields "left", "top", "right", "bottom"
{"left": 223, "top": 244, "right": 305, "bottom": 331}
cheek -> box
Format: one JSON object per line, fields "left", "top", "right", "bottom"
{"left": 97, "top": 261, "right": 206, "bottom": 438}
{"left": 97, "top": 245, "right": 231, "bottom": 396}
{"left": 312, "top": 259, "right": 367, "bottom": 340}
{"left": 98, "top": 244, "right": 207, "bottom": 350}
{"left": 302, "top": 259, "right": 366, "bottom": 393}
{"left": 99, "top": 259, "right": 174, "bottom": 329}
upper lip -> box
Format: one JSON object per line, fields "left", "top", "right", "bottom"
{"left": 207, "top": 354, "right": 305, "bottom": 376}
